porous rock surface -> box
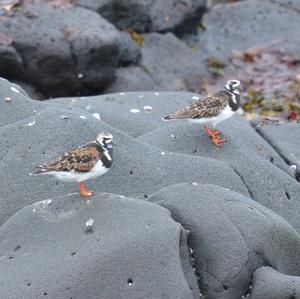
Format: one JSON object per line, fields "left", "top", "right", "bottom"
{"left": 1, "top": 77, "right": 300, "bottom": 298}
{"left": 149, "top": 183, "right": 300, "bottom": 299}
{"left": 0, "top": 193, "right": 199, "bottom": 299}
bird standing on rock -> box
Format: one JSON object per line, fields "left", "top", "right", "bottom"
{"left": 35, "top": 132, "right": 114, "bottom": 197}
{"left": 163, "top": 80, "right": 241, "bottom": 146}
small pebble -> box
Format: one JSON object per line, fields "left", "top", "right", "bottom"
{"left": 290, "top": 164, "right": 297, "bottom": 170}
{"left": 61, "top": 115, "right": 69, "bottom": 119}
{"left": 171, "top": 134, "right": 176, "bottom": 139}
{"left": 77, "top": 73, "right": 83, "bottom": 79}
{"left": 92, "top": 113, "right": 101, "bottom": 120}
{"left": 4, "top": 97, "right": 12, "bottom": 102}
{"left": 143, "top": 105, "right": 153, "bottom": 113}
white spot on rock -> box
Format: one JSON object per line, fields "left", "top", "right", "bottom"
{"left": 192, "top": 96, "right": 200, "bottom": 100}
{"left": 79, "top": 115, "right": 87, "bottom": 119}
{"left": 161, "top": 152, "right": 165, "bottom": 156}
{"left": 77, "top": 73, "right": 83, "bottom": 79}
{"left": 10, "top": 86, "right": 20, "bottom": 93}
{"left": 46, "top": 199, "right": 52, "bottom": 205}
{"left": 61, "top": 115, "right": 69, "bottom": 119}
{"left": 130, "top": 108, "right": 140, "bottom": 113}
{"left": 138, "top": 95, "right": 144, "bottom": 98}
{"left": 171, "top": 134, "right": 176, "bottom": 139}
{"left": 120, "top": 92, "right": 125, "bottom": 96}
{"left": 25, "top": 120, "right": 36, "bottom": 127}
{"left": 85, "top": 105, "right": 91, "bottom": 110}
{"left": 92, "top": 113, "right": 101, "bottom": 120}
{"left": 192, "top": 182, "right": 198, "bottom": 186}
{"left": 290, "top": 164, "right": 297, "bottom": 170}
{"left": 86, "top": 218, "right": 94, "bottom": 227}
{"left": 155, "top": 92, "right": 160, "bottom": 96}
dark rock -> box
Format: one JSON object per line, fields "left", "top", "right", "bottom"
{"left": 196, "top": 0, "right": 300, "bottom": 62}
{"left": 140, "top": 33, "right": 205, "bottom": 91}
{"left": 149, "top": 183, "right": 300, "bottom": 299}
{"left": 0, "top": 0, "right": 121, "bottom": 97}
{"left": 0, "top": 193, "right": 199, "bottom": 299}
{"left": 118, "top": 32, "right": 141, "bottom": 66}
{"left": 256, "top": 123, "right": 300, "bottom": 181}
{"left": 104, "top": 67, "right": 156, "bottom": 94}
{"left": 249, "top": 266, "right": 300, "bottom": 299}
{"left": 75, "top": 0, "right": 207, "bottom": 34}
{"left": 138, "top": 117, "right": 300, "bottom": 232}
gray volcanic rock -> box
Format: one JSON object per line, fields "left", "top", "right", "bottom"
{"left": 0, "top": 92, "right": 247, "bottom": 224}
{"left": 250, "top": 266, "right": 300, "bottom": 299}
{"left": 75, "top": 0, "right": 207, "bottom": 33}
{"left": 149, "top": 183, "right": 300, "bottom": 299}
{"left": 0, "top": 0, "right": 120, "bottom": 97}
{"left": 0, "top": 193, "right": 199, "bottom": 299}
{"left": 138, "top": 118, "right": 300, "bottom": 232}
{"left": 197, "top": 0, "right": 300, "bottom": 62}
{"left": 256, "top": 123, "right": 300, "bottom": 181}
{"left": 118, "top": 32, "right": 141, "bottom": 66}
{"left": 52, "top": 91, "right": 199, "bottom": 137}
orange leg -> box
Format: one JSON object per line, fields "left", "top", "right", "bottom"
{"left": 203, "top": 125, "right": 226, "bottom": 147}
{"left": 78, "top": 182, "right": 93, "bottom": 197}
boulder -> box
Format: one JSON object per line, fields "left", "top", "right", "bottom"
{"left": 149, "top": 183, "right": 300, "bottom": 299}
{"left": 0, "top": 193, "right": 199, "bottom": 299}
{"left": 75, "top": 0, "right": 207, "bottom": 34}
{"left": 197, "top": 0, "right": 300, "bottom": 62}
{"left": 0, "top": 0, "right": 121, "bottom": 97}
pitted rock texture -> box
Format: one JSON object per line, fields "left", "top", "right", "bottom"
{"left": 0, "top": 193, "right": 199, "bottom": 299}
{"left": 74, "top": 0, "right": 207, "bottom": 33}
{"left": 149, "top": 183, "right": 300, "bottom": 299}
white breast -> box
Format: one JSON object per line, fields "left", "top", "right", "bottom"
{"left": 44, "top": 160, "right": 109, "bottom": 182}
{"left": 188, "top": 104, "right": 235, "bottom": 127}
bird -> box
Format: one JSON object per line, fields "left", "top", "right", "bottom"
{"left": 163, "top": 80, "right": 241, "bottom": 146}
{"left": 35, "top": 132, "right": 114, "bottom": 197}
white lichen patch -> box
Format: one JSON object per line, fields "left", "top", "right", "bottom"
{"left": 130, "top": 108, "right": 140, "bottom": 113}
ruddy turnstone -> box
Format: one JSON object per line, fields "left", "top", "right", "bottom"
{"left": 163, "top": 80, "right": 241, "bottom": 146}
{"left": 35, "top": 132, "right": 114, "bottom": 197}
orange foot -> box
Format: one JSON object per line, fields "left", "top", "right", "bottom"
{"left": 78, "top": 182, "right": 93, "bottom": 197}
{"left": 203, "top": 125, "right": 226, "bottom": 147}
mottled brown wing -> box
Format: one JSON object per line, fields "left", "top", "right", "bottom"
{"left": 36, "top": 146, "right": 100, "bottom": 173}
{"left": 166, "top": 90, "right": 229, "bottom": 119}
